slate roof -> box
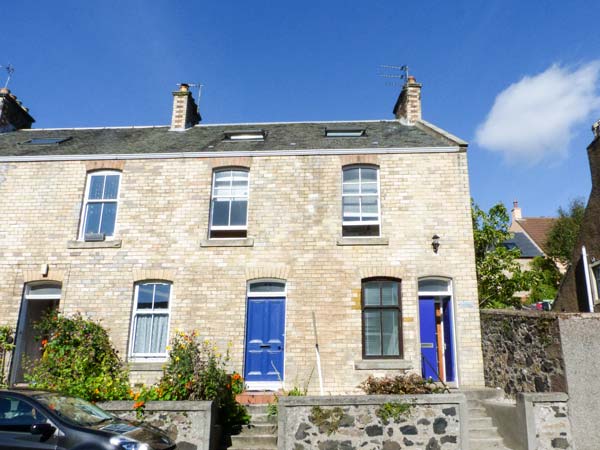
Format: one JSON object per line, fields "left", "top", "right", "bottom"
{"left": 503, "top": 231, "right": 544, "bottom": 258}
{"left": 515, "top": 217, "right": 556, "bottom": 253}
{"left": 0, "top": 120, "right": 461, "bottom": 158}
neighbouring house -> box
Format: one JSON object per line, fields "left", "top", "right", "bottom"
{"left": 554, "top": 120, "right": 600, "bottom": 312}
{"left": 506, "top": 201, "right": 558, "bottom": 271}
{"left": 0, "top": 78, "right": 484, "bottom": 393}
{"left": 504, "top": 201, "right": 559, "bottom": 302}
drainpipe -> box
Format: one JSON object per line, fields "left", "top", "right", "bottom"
{"left": 582, "top": 246, "right": 594, "bottom": 312}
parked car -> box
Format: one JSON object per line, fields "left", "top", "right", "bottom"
{"left": 0, "top": 389, "right": 176, "bottom": 450}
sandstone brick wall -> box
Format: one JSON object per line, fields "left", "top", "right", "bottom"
{"left": 0, "top": 150, "right": 484, "bottom": 392}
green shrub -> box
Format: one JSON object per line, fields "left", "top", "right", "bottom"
{"left": 26, "top": 312, "right": 130, "bottom": 402}
{"left": 359, "top": 374, "right": 445, "bottom": 395}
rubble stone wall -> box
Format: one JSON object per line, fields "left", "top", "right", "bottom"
{"left": 100, "top": 400, "right": 216, "bottom": 450}
{"left": 480, "top": 310, "right": 566, "bottom": 397}
{"left": 278, "top": 394, "right": 466, "bottom": 450}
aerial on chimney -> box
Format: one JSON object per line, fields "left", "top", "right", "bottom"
{"left": 0, "top": 88, "right": 35, "bottom": 133}
{"left": 170, "top": 83, "right": 201, "bottom": 131}
{"left": 393, "top": 75, "right": 422, "bottom": 124}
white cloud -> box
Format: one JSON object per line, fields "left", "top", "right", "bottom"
{"left": 475, "top": 62, "right": 600, "bottom": 164}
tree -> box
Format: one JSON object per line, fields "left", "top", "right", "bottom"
{"left": 472, "top": 201, "right": 530, "bottom": 308}
{"left": 527, "top": 256, "right": 562, "bottom": 303}
{"left": 545, "top": 198, "right": 586, "bottom": 266}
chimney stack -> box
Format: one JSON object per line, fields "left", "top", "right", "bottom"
{"left": 0, "top": 88, "right": 35, "bottom": 133}
{"left": 512, "top": 200, "right": 522, "bottom": 221}
{"left": 170, "top": 83, "right": 201, "bottom": 131}
{"left": 393, "top": 75, "right": 422, "bottom": 123}
{"left": 593, "top": 119, "right": 600, "bottom": 139}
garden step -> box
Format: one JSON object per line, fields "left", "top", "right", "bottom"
{"left": 237, "top": 423, "right": 277, "bottom": 436}
{"left": 229, "top": 434, "right": 277, "bottom": 449}
{"left": 468, "top": 406, "right": 488, "bottom": 417}
{"left": 469, "top": 416, "right": 493, "bottom": 428}
{"left": 469, "top": 426, "right": 504, "bottom": 439}
{"left": 469, "top": 437, "right": 510, "bottom": 450}
{"left": 248, "top": 413, "right": 274, "bottom": 423}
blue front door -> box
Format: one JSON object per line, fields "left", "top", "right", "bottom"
{"left": 244, "top": 297, "right": 285, "bottom": 383}
{"left": 419, "top": 297, "right": 455, "bottom": 382}
{"left": 419, "top": 298, "right": 439, "bottom": 380}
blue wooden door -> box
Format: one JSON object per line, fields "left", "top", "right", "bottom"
{"left": 244, "top": 297, "right": 285, "bottom": 382}
{"left": 419, "top": 298, "right": 440, "bottom": 381}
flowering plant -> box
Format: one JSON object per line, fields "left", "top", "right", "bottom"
{"left": 26, "top": 312, "right": 130, "bottom": 401}
{"left": 131, "top": 331, "right": 249, "bottom": 431}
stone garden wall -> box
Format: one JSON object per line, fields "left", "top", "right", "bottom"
{"left": 277, "top": 394, "right": 466, "bottom": 450}
{"left": 99, "top": 400, "right": 217, "bottom": 450}
{"left": 519, "top": 393, "right": 574, "bottom": 450}
{"left": 480, "top": 310, "right": 566, "bottom": 396}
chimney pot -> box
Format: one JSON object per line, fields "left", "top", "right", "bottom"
{"left": 593, "top": 119, "right": 600, "bottom": 138}
{"left": 511, "top": 200, "right": 522, "bottom": 221}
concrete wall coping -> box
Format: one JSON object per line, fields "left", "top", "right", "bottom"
{"left": 99, "top": 400, "right": 213, "bottom": 412}
{"left": 278, "top": 393, "right": 465, "bottom": 407}
{"left": 518, "top": 392, "right": 569, "bottom": 403}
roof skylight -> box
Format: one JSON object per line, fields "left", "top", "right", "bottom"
{"left": 325, "top": 128, "right": 366, "bottom": 138}
{"left": 223, "top": 130, "right": 266, "bottom": 142}
{"left": 20, "top": 137, "right": 71, "bottom": 145}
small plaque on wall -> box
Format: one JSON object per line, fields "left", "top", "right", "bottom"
{"left": 459, "top": 300, "right": 476, "bottom": 309}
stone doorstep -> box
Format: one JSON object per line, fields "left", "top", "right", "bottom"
{"left": 236, "top": 391, "right": 279, "bottom": 405}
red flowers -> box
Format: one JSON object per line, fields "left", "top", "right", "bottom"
{"left": 133, "top": 400, "right": 145, "bottom": 409}
{"left": 41, "top": 339, "right": 48, "bottom": 347}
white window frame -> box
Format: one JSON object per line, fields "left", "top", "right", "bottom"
{"left": 247, "top": 279, "right": 287, "bottom": 298}
{"left": 129, "top": 281, "right": 172, "bottom": 360}
{"left": 341, "top": 165, "right": 381, "bottom": 236}
{"left": 78, "top": 170, "right": 121, "bottom": 240}
{"left": 209, "top": 168, "right": 249, "bottom": 238}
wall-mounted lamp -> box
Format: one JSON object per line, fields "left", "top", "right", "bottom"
{"left": 432, "top": 235, "right": 440, "bottom": 254}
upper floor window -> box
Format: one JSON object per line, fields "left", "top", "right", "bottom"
{"left": 130, "top": 281, "right": 171, "bottom": 358}
{"left": 79, "top": 171, "right": 121, "bottom": 241}
{"left": 342, "top": 166, "right": 380, "bottom": 237}
{"left": 362, "top": 278, "right": 402, "bottom": 358}
{"left": 210, "top": 169, "right": 249, "bottom": 238}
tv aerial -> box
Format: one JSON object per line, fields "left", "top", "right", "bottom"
{"left": 0, "top": 64, "right": 15, "bottom": 89}
{"left": 378, "top": 64, "right": 409, "bottom": 87}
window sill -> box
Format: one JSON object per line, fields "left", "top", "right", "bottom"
{"left": 354, "top": 359, "right": 412, "bottom": 370}
{"left": 67, "top": 239, "right": 122, "bottom": 249}
{"left": 200, "top": 238, "right": 254, "bottom": 247}
{"left": 128, "top": 361, "right": 166, "bottom": 371}
{"left": 337, "top": 237, "right": 389, "bottom": 246}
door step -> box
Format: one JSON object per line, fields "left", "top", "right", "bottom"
{"left": 236, "top": 391, "right": 279, "bottom": 405}
{"left": 228, "top": 405, "right": 277, "bottom": 450}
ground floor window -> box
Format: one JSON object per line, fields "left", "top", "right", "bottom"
{"left": 362, "top": 278, "right": 402, "bottom": 358}
{"left": 130, "top": 281, "right": 171, "bottom": 358}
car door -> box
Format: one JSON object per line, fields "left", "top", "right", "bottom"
{"left": 0, "top": 395, "right": 59, "bottom": 450}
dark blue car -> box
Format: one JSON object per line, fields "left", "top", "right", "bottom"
{"left": 0, "top": 389, "right": 176, "bottom": 450}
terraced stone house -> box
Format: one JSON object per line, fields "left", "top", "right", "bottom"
{"left": 0, "top": 78, "right": 484, "bottom": 393}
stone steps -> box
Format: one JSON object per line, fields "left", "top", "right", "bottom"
{"left": 227, "top": 404, "right": 277, "bottom": 450}
{"left": 466, "top": 394, "right": 512, "bottom": 450}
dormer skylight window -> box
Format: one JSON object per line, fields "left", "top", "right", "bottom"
{"left": 20, "top": 137, "right": 71, "bottom": 145}
{"left": 325, "top": 128, "right": 366, "bottom": 138}
{"left": 223, "top": 130, "right": 266, "bottom": 142}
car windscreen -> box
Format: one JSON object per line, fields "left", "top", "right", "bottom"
{"left": 34, "top": 393, "right": 115, "bottom": 427}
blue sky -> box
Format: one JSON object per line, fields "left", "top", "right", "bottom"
{"left": 3, "top": 1, "right": 600, "bottom": 217}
